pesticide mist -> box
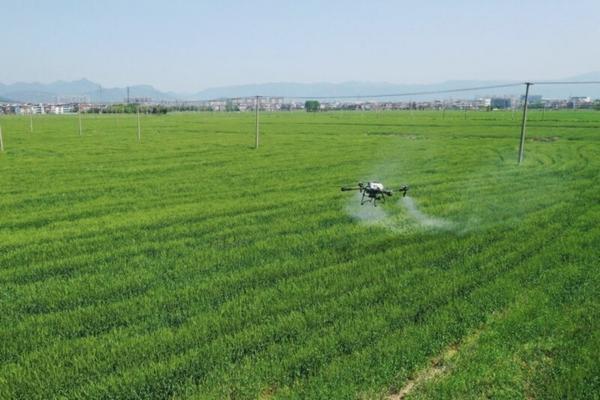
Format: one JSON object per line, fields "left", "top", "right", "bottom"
{"left": 345, "top": 192, "right": 455, "bottom": 233}
{"left": 400, "top": 196, "right": 454, "bottom": 230}
{"left": 345, "top": 192, "right": 390, "bottom": 227}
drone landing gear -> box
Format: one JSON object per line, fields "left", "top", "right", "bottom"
{"left": 361, "top": 193, "right": 385, "bottom": 206}
{"left": 374, "top": 195, "right": 385, "bottom": 207}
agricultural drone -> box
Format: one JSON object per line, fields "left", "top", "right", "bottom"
{"left": 341, "top": 182, "right": 409, "bottom": 206}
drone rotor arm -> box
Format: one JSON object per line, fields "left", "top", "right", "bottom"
{"left": 398, "top": 185, "right": 409, "bottom": 197}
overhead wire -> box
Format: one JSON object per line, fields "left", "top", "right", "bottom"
{"left": 198, "top": 80, "right": 600, "bottom": 103}
{"left": 531, "top": 81, "right": 600, "bottom": 85}
{"left": 275, "top": 83, "right": 525, "bottom": 100}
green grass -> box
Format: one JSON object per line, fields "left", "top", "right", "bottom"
{"left": 0, "top": 110, "right": 598, "bottom": 399}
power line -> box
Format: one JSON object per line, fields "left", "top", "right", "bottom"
{"left": 201, "top": 83, "right": 523, "bottom": 102}
{"left": 200, "top": 81, "right": 600, "bottom": 103}
{"left": 283, "top": 83, "right": 525, "bottom": 100}
{"left": 531, "top": 81, "right": 600, "bottom": 85}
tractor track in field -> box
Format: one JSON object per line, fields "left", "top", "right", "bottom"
{"left": 387, "top": 321, "right": 492, "bottom": 399}
{"left": 388, "top": 341, "right": 461, "bottom": 400}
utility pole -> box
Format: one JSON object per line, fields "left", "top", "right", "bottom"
{"left": 137, "top": 106, "right": 141, "bottom": 143}
{"left": 255, "top": 96, "right": 260, "bottom": 149}
{"left": 541, "top": 104, "right": 546, "bottom": 121}
{"left": 518, "top": 82, "right": 532, "bottom": 165}
{"left": 0, "top": 125, "right": 4, "bottom": 152}
{"left": 78, "top": 107, "right": 82, "bottom": 136}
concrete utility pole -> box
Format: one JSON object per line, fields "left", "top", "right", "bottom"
{"left": 137, "top": 107, "right": 141, "bottom": 143}
{"left": 541, "top": 104, "right": 546, "bottom": 121}
{"left": 78, "top": 108, "right": 83, "bottom": 136}
{"left": 518, "top": 82, "right": 532, "bottom": 165}
{"left": 0, "top": 125, "right": 4, "bottom": 152}
{"left": 255, "top": 96, "right": 260, "bottom": 149}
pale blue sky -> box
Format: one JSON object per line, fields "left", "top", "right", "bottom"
{"left": 2, "top": 0, "right": 599, "bottom": 91}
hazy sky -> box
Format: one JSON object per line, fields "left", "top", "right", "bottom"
{"left": 3, "top": 0, "right": 599, "bottom": 92}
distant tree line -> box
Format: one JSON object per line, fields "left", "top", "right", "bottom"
{"left": 94, "top": 104, "right": 168, "bottom": 114}
{"left": 305, "top": 100, "right": 320, "bottom": 112}
{"left": 527, "top": 102, "right": 545, "bottom": 109}
{"left": 170, "top": 104, "right": 214, "bottom": 112}
{"left": 225, "top": 101, "right": 240, "bottom": 112}
{"left": 82, "top": 103, "right": 220, "bottom": 114}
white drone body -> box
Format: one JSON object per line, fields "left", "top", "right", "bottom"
{"left": 341, "top": 181, "right": 409, "bottom": 206}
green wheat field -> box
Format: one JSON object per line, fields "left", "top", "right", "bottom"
{"left": 0, "top": 110, "right": 598, "bottom": 399}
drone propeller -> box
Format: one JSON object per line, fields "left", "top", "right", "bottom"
{"left": 398, "top": 185, "right": 409, "bottom": 197}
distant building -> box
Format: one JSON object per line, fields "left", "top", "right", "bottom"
{"left": 51, "top": 105, "right": 63, "bottom": 114}
{"left": 50, "top": 105, "right": 76, "bottom": 114}
{"left": 31, "top": 104, "right": 45, "bottom": 114}
{"left": 569, "top": 96, "right": 592, "bottom": 106}
{"left": 490, "top": 97, "right": 512, "bottom": 109}
{"left": 521, "top": 94, "right": 542, "bottom": 104}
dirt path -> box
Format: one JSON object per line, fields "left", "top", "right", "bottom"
{"left": 388, "top": 330, "right": 481, "bottom": 399}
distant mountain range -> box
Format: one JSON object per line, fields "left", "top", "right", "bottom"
{"left": 1, "top": 72, "right": 599, "bottom": 103}
{"left": 0, "top": 79, "right": 177, "bottom": 103}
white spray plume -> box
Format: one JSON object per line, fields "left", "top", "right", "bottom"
{"left": 344, "top": 191, "right": 454, "bottom": 233}
{"left": 400, "top": 196, "right": 454, "bottom": 230}
{"left": 345, "top": 192, "right": 389, "bottom": 226}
